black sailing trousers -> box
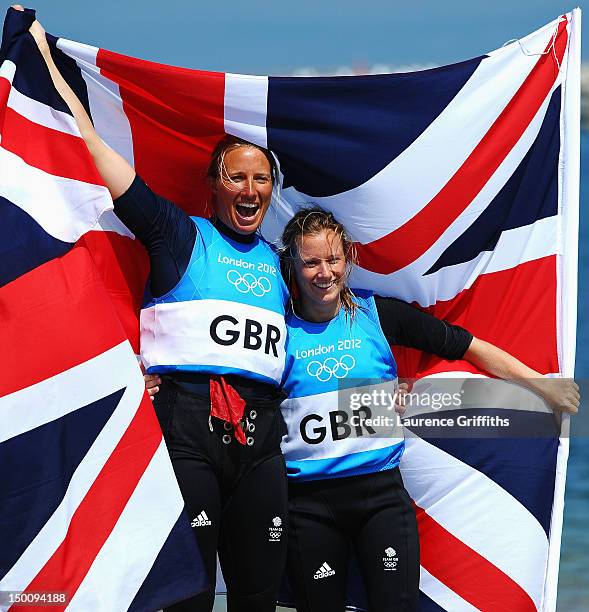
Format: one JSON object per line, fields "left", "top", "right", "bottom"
{"left": 287, "top": 468, "right": 420, "bottom": 612}
{"left": 154, "top": 377, "right": 289, "bottom": 612}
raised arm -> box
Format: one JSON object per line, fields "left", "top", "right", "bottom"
{"left": 15, "top": 6, "right": 135, "bottom": 198}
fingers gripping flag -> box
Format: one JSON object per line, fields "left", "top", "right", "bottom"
{"left": 0, "top": 5, "right": 580, "bottom": 612}
{"left": 0, "top": 8, "right": 206, "bottom": 612}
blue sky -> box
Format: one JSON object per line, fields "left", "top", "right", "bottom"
{"left": 4, "top": 1, "right": 586, "bottom": 74}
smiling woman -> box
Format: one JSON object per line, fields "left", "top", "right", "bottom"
{"left": 281, "top": 208, "right": 358, "bottom": 322}
{"left": 19, "top": 6, "right": 293, "bottom": 611}
{"left": 291, "top": 231, "right": 347, "bottom": 318}
{"left": 278, "top": 206, "right": 579, "bottom": 612}
{"left": 206, "top": 137, "right": 277, "bottom": 234}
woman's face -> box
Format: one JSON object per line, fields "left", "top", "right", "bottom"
{"left": 212, "top": 146, "right": 273, "bottom": 234}
{"left": 293, "top": 229, "right": 347, "bottom": 320}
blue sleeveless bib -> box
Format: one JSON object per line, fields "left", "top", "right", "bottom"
{"left": 141, "top": 217, "right": 288, "bottom": 386}
{"left": 281, "top": 291, "right": 404, "bottom": 481}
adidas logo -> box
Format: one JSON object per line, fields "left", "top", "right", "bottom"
{"left": 191, "top": 511, "right": 212, "bottom": 527}
{"left": 314, "top": 562, "right": 335, "bottom": 580}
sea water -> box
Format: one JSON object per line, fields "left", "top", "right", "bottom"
{"left": 558, "top": 130, "right": 589, "bottom": 611}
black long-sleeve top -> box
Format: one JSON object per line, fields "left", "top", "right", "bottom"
{"left": 374, "top": 297, "right": 472, "bottom": 360}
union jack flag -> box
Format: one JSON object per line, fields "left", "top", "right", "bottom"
{"left": 0, "top": 5, "right": 580, "bottom": 611}
{"left": 0, "top": 8, "right": 205, "bottom": 611}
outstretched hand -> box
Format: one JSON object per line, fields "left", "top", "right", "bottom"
{"left": 533, "top": 377, "right": 580, "bottom": 415}
{"left": 12, "top": 5, "right": 49, "bottom": 55}
{"left": 464, "top": 338, "right": 581, "bottom": 416}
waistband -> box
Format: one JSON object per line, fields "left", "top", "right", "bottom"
{"left": 288, "top": 465, "right": 402, "bottom": 490}
{"left": 164, "top": 371, "right": 286, "bottom": 405}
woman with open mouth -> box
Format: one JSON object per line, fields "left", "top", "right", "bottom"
{"left": 22, "top": 7, "right": 291, "bottom": 611}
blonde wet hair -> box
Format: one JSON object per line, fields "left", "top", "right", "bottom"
{"left": 280, "top": 207, "right": 359, "bottom": 320}
{"left": 206, "top": 135, "right": 277, "bottom": 192}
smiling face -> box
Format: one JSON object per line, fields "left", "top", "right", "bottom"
{"left": 212, "top": 146, "right": 273, "bottom": 234}
{"left": 293, "top": 229, "right": 347, "bottom": 322}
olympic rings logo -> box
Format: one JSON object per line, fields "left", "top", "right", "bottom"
{"left": 226, "top": 269, "right": 272, "bottom": 297}
{"left": 306, "top": 355, "right": 356, "bottom": 382}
